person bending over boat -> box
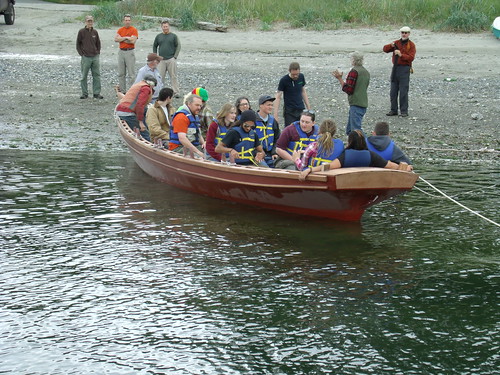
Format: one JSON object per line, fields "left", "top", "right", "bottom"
{"left": 274, "top": 110, "right": 319, "bottom": 170}
{"left": 115, "top": 74, "right": 157, "bottom": 141}
{"left": 366, "top": 121, "right": 412, "bottom": 167}
{"left": 205, "top": 103, "right": 237, "bottom": 162}
{"left": 169, "top": 93, "right": 205, "bottom": 159}
{"left": 293, "top": 119, "right": 344, "bottom": 171}
{"left": 214, "top": 110, "right": 269, "bottom": 168}
{"left": 146, "top": 87, "right": 174, "bottom": 148}
{"left": 299, "top": 129, "right": 411, "bottom": 181}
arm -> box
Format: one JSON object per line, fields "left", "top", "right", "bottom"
{"left": 215, "top": 141, "right": 239, "bottom": 162}
{"left": 178, "top": 133, "right": 204, "bottom": 158}
{"left": 275, "top": 147, "right": 292, "bottom": 161}
{"left": 302, "top": 86, "right": 310, "bottom": 110}
{"left": 270, "top": 120, "right": 280, "bottom": 158}
{"left": 399, "top": 41, "right": 416, "bottom": 65}
{"left": 299, "top": 159, "right": 341, "bottom": 181}
{"left": 294, "top": 142, "right": 317, "bottom": 171}
{"left": 205, "top": 122, "right": 221, "bottom": 161}
{"left": 152, "top": 36, "right": 158, "bottom": 53}
{"left": 174, "top": 34, "right": 181, "bottom": 58}
{"left": 95, "top": 31, "right": 101, "bottom": 54}
{"left": 273, "top": 90, "right": 283, "bottom": 120}
{"left": 134, "top": 86, "right": 152, "bottom": 122}
{"left": 76, "top": 30, "right": 83, "bottom": 56}
{"left": 333, "top": 69, "right": 357, "bottom": 95}
{"left": 254, "top": 145, "right": 266, "bottom": 163}
{"left": 383, "top": 41, "right": 397, "bottom": 53}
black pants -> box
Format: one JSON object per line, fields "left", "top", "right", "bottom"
{"left": 390, "top": 65, "right": 411, "bottom": 114}
{"left": 283, "top": 106, "right": 303, "bottom": 128}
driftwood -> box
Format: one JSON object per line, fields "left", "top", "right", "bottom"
{"left": 141, "top": 16, "right": 228, "bottom": 32}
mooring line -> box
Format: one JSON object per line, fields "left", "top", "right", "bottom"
{"left": 417, "top": 176, "right": 500, "bottom": 227}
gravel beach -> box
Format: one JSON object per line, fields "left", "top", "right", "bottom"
{"left": 1, "top": 0, "right": 499, "bottom": 163}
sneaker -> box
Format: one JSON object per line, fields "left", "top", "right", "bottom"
{"left": 400, "top": 113, "right": 408, "bottom": 117}
{"left": 80, "top": 94, "right": 88, "bottom": 99}
{"left": 93, "top": 94, "right": 104, "bottom": 99}
{"left": 386, "top": 111, "right": 398, "bottom": 116}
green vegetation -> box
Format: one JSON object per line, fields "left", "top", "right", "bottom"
{"left": 72, "top": 0, "right": 498, "bottom": 32}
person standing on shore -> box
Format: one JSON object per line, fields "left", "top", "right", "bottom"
{"left": 153, "top": 20, "right": 181, "bottom": 98}
{"left": 114, "top": 14, "right": 138, "bottom": 94}
{"left": 383, "top": 26, "right": 416, "bottom": 117}
{"left": 332, "top": 52, "right": 370, "bottom": 135}
{"left": 134, "top": 53, "right": 163, "bottom": 102}
{"left": 76, "top": 15, "right": 102, "bottom": 99}
{"left": 273, "top": 62, "right": 311, "bottom": 127}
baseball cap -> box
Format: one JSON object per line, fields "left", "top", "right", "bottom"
{"left": 258, "top": 95, "right": 275, "bottom": 105}
{"left": 192, "top": 87, "right": 209, "bottom": 102}
{"left": 239, "top": 110, "right": 257, "bottom": 124}
{"left": 147, "top": 53, "right": 163, "bottom": 62}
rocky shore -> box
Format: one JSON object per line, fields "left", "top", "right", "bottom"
{"left": 1, "top": 0, "right": 499, "bottom": 163}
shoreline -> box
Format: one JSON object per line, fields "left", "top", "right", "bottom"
{"left": 0, "top": 1, "right": 498, "bottom": 163}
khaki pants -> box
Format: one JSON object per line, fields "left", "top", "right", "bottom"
{"left": 117, "top": 49, "right": 136, "bottom": 92}
{"left": 80, "top": 55, "right": 101, "bottom": 96}
{"left": 158, "top": 57, "right": 179, "bottom": 95}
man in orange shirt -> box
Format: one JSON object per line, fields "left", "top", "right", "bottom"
{"left": 114, "top": 14, "right": 138, "bottom": 93}
{"left": 169, "top": 94, "right": 205, "bottom": 158}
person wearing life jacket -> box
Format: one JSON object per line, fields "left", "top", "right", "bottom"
{"left": 168, "top": 93, "right": 205, "bottom": 159}
{"left": 205, "top": 103, "right": 236, "bottom": 162}
{"left": 115, "top": 74, "right": 157, "bottom": 141}
{"left": 275, "top": 110, "right": 318, "bottom": 170}
{"left": 255, "top": 95, "right": 280, "bottom": 167}
{"left": 366, "top": 121, "right": 412, "bottom": 166}
{"left": 294, "top": 119, "right": 344, "bottom": 171}
{"left": 299, "top": 130, "right": 412, "bottom": 181}
{"left": 383, "top": 26, "right": 416, "bottom": 117}
{"left": 215, "top": 110, "right": 268, "bottom": 167}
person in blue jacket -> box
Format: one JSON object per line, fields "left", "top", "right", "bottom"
{"left": 299, "top": 129, "right": 411, "bottom": 180}
{"left": 366, "top": 121, "right": 412, "bottom": 165}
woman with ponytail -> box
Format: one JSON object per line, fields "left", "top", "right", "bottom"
{"left": 293, "top": 119, "right": 344, "bottom": 171}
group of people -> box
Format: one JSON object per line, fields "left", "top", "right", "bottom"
{"left": 101, "top": 14, "right": 415, "bottom": 178}
{"left": 76, "top": 15, "right": 181, "bottom": 100}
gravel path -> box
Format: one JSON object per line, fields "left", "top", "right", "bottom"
{"left": 0, "top": 0, "right": 499, "bottom": 164}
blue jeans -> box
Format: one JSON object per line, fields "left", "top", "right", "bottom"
{"left": 119, "top": 115, "right": 151, "bottom": 142}
{"left": 346, "top": 105, "right": 367, "bottom": 135}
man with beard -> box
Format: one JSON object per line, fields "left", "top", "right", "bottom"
{"left": 383, "top": 26, "right": 416, "bottom": 117}
{"left": 273, "top": 62, "right": 311, "bottom": 127}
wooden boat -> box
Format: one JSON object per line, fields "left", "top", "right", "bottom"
{"left": 116, "top": 118, "right": 418, "bottom": 221}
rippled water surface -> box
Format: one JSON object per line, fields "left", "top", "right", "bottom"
{"left": 1, "top": 150, "right": 498, "bottom": 374}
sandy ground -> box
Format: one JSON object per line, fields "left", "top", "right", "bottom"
{"left": 0, "top": 0, "right": 499, "bottom": 162}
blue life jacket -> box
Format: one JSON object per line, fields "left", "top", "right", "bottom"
{"left": 343, "top": 149, "right": 371, "bottom": 167}
{"left": 309, "top": 139, "right": 344, "bottom": 167}
{"left": 366, "top": 138, "right": 395, "bottom": 160}
{"left": 233, "top": 126, "right": 257, "bottom": 164}
{"left": 286, "top": 122, "right": 319, "bottom": 155}
{"left": 169, "top": 107, "right": 201, "bottom": 146}
{"left": 214, "top": 119, "right": 228, "bottom": 145}
{"left": 255, "top": 115, "right": 276, "bottom": 153}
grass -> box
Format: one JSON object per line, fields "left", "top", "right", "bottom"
{"left": 46, "top": 0, "right": 499, "bottom": 32}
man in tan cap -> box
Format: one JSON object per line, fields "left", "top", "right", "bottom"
{"left": 383, "top": 26, "right": 416, "bottom": 117}
{"left": 133, "top": 53, "right": 163, "bottom": 102}
{"left": 76, "top": 15, "right": 102, "bottom": 99}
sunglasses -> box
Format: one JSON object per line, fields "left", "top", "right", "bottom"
{"left": 242, "top": 122, "right": 253, "bottom": 128}
{"left": 401, "top": 32, "right": 409, "bottom": 34}
{"left": 304, "top": 109, "right": 315, "bottom": 115}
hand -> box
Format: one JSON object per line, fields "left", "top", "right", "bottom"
{"left": 255, "top": 151, "right": 265, "bottom": 162}
{"left": 299, "top": 168, "right": 311, "bottom": 181}
{"left": 394, "top": 49, "right": 401, "bottom": 56}
{"left": 272, "top": 154, "right": 279, "bottom": 160}
{"left": 139, "top": 121, "right": 146, "bottom": 132}
{"left": 332, "top": 69, "right": 343, "bottom": 79}
{"left": 292, "top": 150, "right": 301, "bottom": 162}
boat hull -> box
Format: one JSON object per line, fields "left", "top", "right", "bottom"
{"left": 117, "top": 119, "right": 418, "bottom": 221}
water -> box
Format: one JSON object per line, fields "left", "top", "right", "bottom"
{"left": 1, "top": 150, "right": 498, "bottom": 374}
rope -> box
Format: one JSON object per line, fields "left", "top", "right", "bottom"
{"left": 417, "top": 176, "right": 500, "bottom": 227}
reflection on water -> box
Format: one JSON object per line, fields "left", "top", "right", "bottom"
{"left": 0, "top": 150, "right": 498, "bottom": 374}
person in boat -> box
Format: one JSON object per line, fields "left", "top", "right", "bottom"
{"left": 299, "top": 129, "right": 411, "bottom": 181}
{"left": 115, "top": 74, "right": 157, "bottom": 142}
{"left": 255, "top": 95, "right": 280, "bottom": 167}
{"left": 205, "top": 103, "right": 237, "bottom": 162}
{"left": 192, "top": 87, "right": 213, "bottom": 137}
{"left": 332, "top": 51, "right": 370, "bottom": 135}
{"left": 293, "top": 119, "right": 344, "bottom": 171}
{"left": 235, "top": 96, "right": 252, "bottom": 120}
{"left": 146, "top": 87, "right": 174, "bottom": 148}
{"left": 366, "top": 121, "right": 412, "bottom": 167}
{"left": 168, "top": 93, "right": 205, "bottom": 159}
{"left": 214, "top": 110, "right": 269, "bottom": 168}
{"left": 274, "top": 110, "right": 319, "bottom": 170}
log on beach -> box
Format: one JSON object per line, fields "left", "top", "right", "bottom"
{"left": 142, "top": 16, "right": 228, "bottom": 32}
